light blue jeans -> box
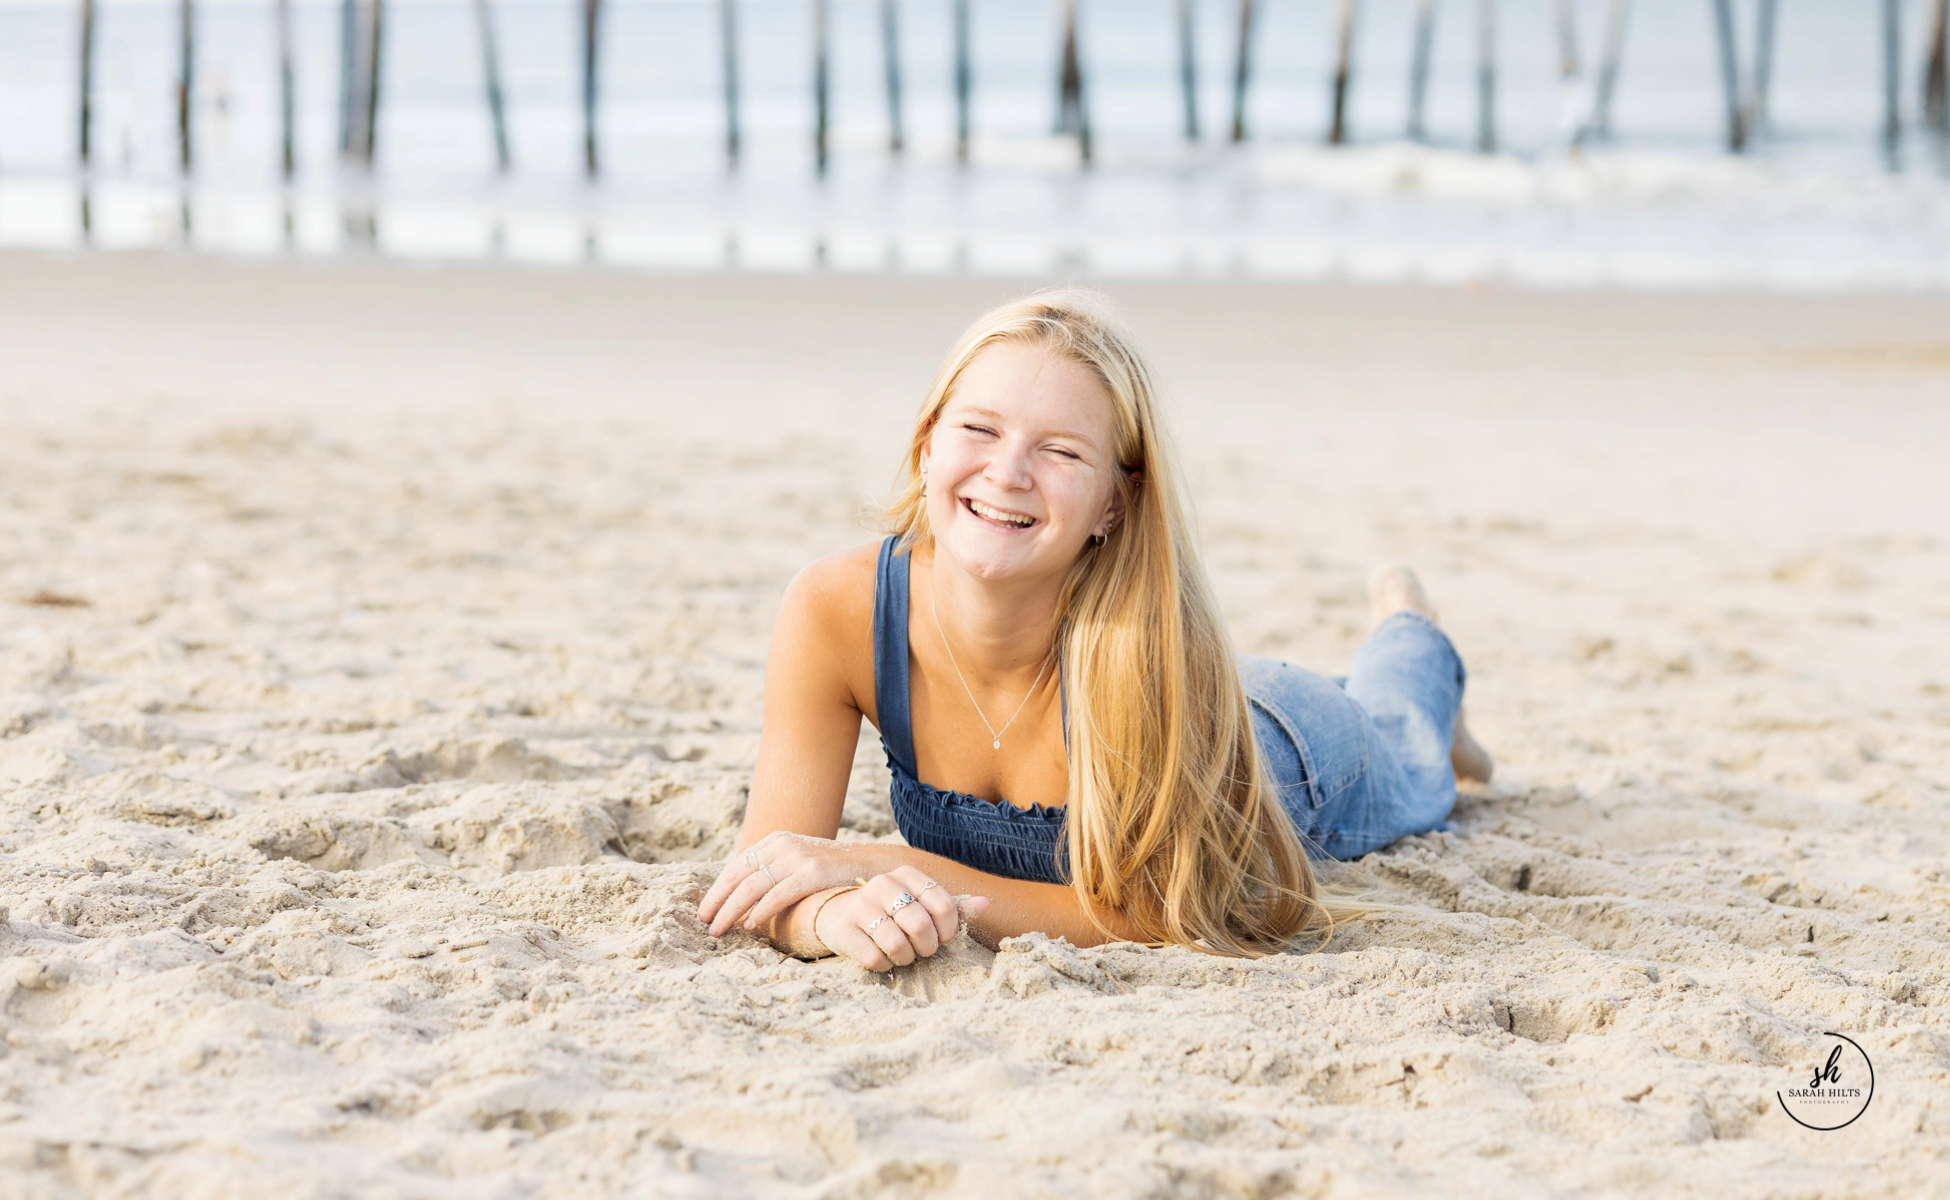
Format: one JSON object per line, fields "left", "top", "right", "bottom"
{"left": 1240, "top": 612, "right": 1466, "bottom": 860}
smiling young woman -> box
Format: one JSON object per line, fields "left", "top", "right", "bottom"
{"left": 696, "top": 289, "right": 1491, "bottom": 969}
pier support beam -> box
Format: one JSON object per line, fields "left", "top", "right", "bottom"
{"left": 581, "top": 0, "right": 600, "bottom": 176}
{"left": 1928, "top": 0, "right": 1949, "bottom": 131}
{"left": 1476, "top": 0, "right": 1496, "bottom": 152}
{"left": 814, "top": 0, "right": 830, "bottom": 173}
{"left": 179, "top": 0, "right": 196, "bottom": 173}
{"left": 1329, "top": 0, "right": 1358, "bottom": 144}
{"left": 477, "top": 0, "right": 511, "bottom": 171}
{"left": 1178, "top": 0, "right": 1199, "bottom": 141}
{"left": 1407, "top": 0, "right": 1436, "bottom": 140}
{"left": 340, "top": 0, "right": 383, "bottom": 166}
{"left": 1055, "top": 0, "right": 1091, "bottom": 164}
{"left": 882, "top": 0, "right": 904, "bottom": 154}
{"left": 1710, "top": 0, "right": 1745, "bottom": 151}
{"left": 1231, "top": 0, "right": 1257, "bottom": 141}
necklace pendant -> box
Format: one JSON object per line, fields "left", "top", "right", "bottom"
{"left": 992, "top": 738, "right": 1001, "bottom": 750}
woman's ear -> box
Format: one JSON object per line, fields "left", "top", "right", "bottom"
{"left": 1093, "top": 488, "right": 1128, "bottom": 538}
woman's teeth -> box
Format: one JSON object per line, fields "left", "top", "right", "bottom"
{"left": 966, "top": 498, "right": 1034, "bottom": 528}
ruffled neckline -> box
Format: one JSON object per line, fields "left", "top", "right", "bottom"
{"left": 887, "top": 758, "right": 1067, "bottom": 823}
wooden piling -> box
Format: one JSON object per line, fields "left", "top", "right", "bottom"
{"left": 339, "top": 0, "right": 355, "bottom": 152}
{"left": 1746, "top": 0, "right": 1776, "bottom": 134}
{"left": 340, "top": 0, "right": 382, "bottom": 166}
{"left": 721, "top": 0, "right": 741, "bottom": 164}
{"left": 1928, "top": 0, "right": 1949, "bottom": 131}
{"left": 476, "top": 0, "right": 511, "bottom": 171}
{"left": 1586, "top": 0, "right": 1630, "bottom": 139}
{"left": 582, "top": 0, "right": 600, "bottom": 176}
{"left": 814, "top": 0, "right": 830, "bottom": 173}
{"left": 1407, "top": 0, "right": 1436, "bottom": 141}
{"left": 1177, "top": 0, "right": 1199, "bottom": 142}
{"left": 277, "top": 0, "right": 296, "bottom": 178}
{"left": 178, "top": 0, "right": 195, "bottom": 174}
{"left": 1710, "top": 0, "right": 1744, "bottom": 151}
{"left": 1329, "top": 0, "right": 1357, "bottom": 144}
{"left": 1056, "top": 0, "right": 1090, "bottom": 164}
{"left": 79, "top": 0, "right": 97, "bottom": 166}
{"left": 1883, "top": 0, "right": 1902, "bottom": 143}
{"left": 882, "top": 0, "right": 904, "bottom": 154}
{"left": 954, "top": 0, "right": 971, "bottom": 161}
{"left": 1230, "top": 0, "right": 1256, "bottom": 141}
{"left": 1553, "top": 0, "right": 1579, "bottom": 79}
{"left": 367, "top": 1, "right": 383, "bottom": 160}
{"left": 1476, "top": 0, "right": 1495, "bottom": 153}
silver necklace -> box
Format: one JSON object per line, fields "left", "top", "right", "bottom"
{"left": 930, "top": 583, "right": 1054, "bottom": 752}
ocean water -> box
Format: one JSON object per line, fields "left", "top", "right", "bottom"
{"left": 1, "top": 0, "right": 1947, "bottom": 288}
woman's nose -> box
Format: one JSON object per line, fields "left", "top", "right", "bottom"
{"left": 984, "top": 443, "right": 1035, "bottom": 489}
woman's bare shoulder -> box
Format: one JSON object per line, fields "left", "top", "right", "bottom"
{"left": 780, "top": 539, "right": 884, "bottom": 638}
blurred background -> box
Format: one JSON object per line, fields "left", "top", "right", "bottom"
{"left": 1, "top": 0, "right": 1948, "bottom": 288}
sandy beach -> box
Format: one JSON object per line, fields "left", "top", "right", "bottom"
{"left": 2, "top": 250, "right": 1948, "bottom": 1198}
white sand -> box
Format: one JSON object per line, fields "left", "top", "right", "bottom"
{"left": 2, "top": 253, "right": 1948, "bottom": 1197}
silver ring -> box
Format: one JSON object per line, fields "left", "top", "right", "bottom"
{"left": 760, "top": 862, "right": 778, "bottom": 884}
{"left": 919, "top": 881, "right": 939, "bottom": 894}
{"left": 743, "top": 849, "right": 758, "bottom": 868}
{"left": 888, "top": 893, "right": 915, "bottom": 914}
{"left": 866, "top": 916, "right": 889, "bottom": 933}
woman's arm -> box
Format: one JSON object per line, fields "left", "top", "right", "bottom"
{"left": 716, "top": 831, "right": 1143, "bottom": 958}
{"left": 697, "top": 548, "right": 1140, "bottom": 966}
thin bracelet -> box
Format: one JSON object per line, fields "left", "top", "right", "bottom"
{"left": 807, "top": 885, "right": 860, "bottom": 958}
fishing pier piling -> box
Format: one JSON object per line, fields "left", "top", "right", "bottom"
{"left": 1407, "top": 0, "right": 1436, "bottom": 140}
{"left": 476, "top": 0, "right": 511, "bottom": 172}
{"left": 581, "top": 0, "right": 600, "bottom": 176}
{"left": 1329, "top": 0, "right": 1358, "bottom": 145}
{"left": 1055, "top": 0, "right": 1091, "bottom": 164}
{"left": 1178, "top": 0, "right": 1199, "bottom": 142}
{"left": 1231, "top": 0, "right": 1256, "bottom": 142}
{"left": 1584, "top": 0, "right": 1631, "bottom": 141}
{"left": 882, "top": 0, "right": 904, "bottom": 154}
{"left": 1477, "top": 0, "right": 1497, "bottom": 152}
{"left": 277, "top": 0, "right": 296, "bottom": 178}
{"left": 721, "top": 0, "right": 741, "bottom": 164}
{"left": 813, "top": 0, "right": 830, "bottom": 173}
{"left": 954, "top": 0, "right": 972, "bottom": 161}
{"left": 1710, "top": 0, "right": 1744, "bottom": 151}
{"left": 1930, "top": 0, "right": 1949, "bottom": 132}
{"left": 77, "top": 0, "right": 97, "bottom": 168}
{"left": 1883, "top": 0, "right": 1903, "bottom": 144}
{"left": 339, "top": 0, "right": 382, "bottom": 167}
{"left": 177, "top": 0, "right": 195, "bottom": 173}
{"left": 1747, "top": 0, "right": 1778, "bottom": 134}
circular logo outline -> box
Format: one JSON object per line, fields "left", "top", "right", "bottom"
{"left": 1777, "top": 1031, "right": 1874, "bottom": 1131}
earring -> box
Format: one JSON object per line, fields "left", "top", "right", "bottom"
{"left": 1091, "top": 533, "right": 1107, "bottom": 548}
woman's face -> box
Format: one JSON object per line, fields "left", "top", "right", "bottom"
{"left": 922, "top": 341, "right": 1124, "bottom": 585}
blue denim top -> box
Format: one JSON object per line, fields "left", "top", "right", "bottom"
{"left": 872, "top": 537, "right": 1072, "bottom": 884}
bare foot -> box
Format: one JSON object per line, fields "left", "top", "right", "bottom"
{"left": 1451, "top": 707, "right": 1494, "bottom": 784}
{"left": 1366, "top": 564, "right": 1438, "bottom": 627}
{"left": 1366, "top": 565, "right": 1493, "bottom": 784}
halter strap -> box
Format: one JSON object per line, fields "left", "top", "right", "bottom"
{"left": 871, "top": 537, "right": 918, "bottom": 773}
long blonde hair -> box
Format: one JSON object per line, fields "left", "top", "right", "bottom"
{"left": 882, "top": 289, "right": 1336, "bottom": 956}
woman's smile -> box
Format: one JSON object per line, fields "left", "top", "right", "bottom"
{"left": 961, "top": 495, "right": 1039, "bottom": 531}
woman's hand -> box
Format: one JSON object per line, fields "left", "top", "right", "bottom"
{"left": 698, "top": 830, "right": 878, "bottom": 939}
{"left": 811, "top": 869, "right": 989, "bottom": 972}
